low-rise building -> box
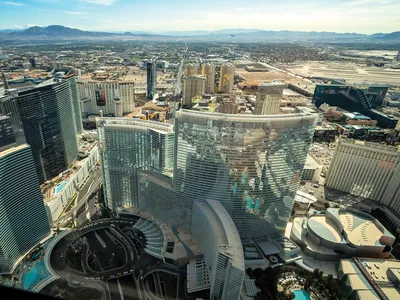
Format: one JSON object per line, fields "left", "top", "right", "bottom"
{"left": 42, "top": 141, "right": 99, "bottom": 223}
{"left": 290, "top": 208, "right": 395, "bottom": 261}
{"left": 338, "top": 258, "right": 400, "bottom": 299}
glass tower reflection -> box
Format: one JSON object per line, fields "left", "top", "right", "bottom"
{"left": 99, "top": 110, "right": 317, "bottom": 239}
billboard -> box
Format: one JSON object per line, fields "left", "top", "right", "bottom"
{"left": 95, "top": 89, "right": 106, "bottom": 106}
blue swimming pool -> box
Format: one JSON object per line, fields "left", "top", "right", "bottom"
{"left": 293, "top": 290, "right": 311, "bottom": 300}
{"left": 22, "top": 261, "right": 50, "bottom": 291}
{"left": 54, "top": 181, "right": 67, "bottom": 194}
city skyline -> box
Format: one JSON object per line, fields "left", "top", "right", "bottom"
{"left": 0, "top": 0, "right": 399, "bottom": 34}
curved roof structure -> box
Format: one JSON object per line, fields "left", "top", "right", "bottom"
{"left": 290, "top": 208, "right": 395, "bottom": 261}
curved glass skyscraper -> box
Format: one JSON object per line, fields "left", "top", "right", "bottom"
{"left": 0, "top": 144, "right": 50, "bottom": 273}
{"left": 100, "top": 110, "right": 317, "bottom": 239}
{"left": 173, "top": 110, "right": 317, "bottom": 238}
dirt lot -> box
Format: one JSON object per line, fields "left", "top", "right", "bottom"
{"left": 235, "top": 67, "right": 309, "bottom": 86}
{"left": 283, "top": 61, "right": 400, "bottom": 86}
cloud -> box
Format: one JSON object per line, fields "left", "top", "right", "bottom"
{"left": 343, "top": 0, "right": 394, "bottom": 6}
{"left": 2, "top": 1, "right": 23, "bottom": 5}
{"left": 104, "top": 19, "right": 113, "bottom": 22}
{"left": 235, "top": 8, "right": 246, "bottom": 12}
{"left": 77, "top": 0, "right": 116, "bottom": 5}
{"left": 64, "top": 11, "right": 85, "bottom": 15}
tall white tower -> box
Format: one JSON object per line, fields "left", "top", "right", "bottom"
{"left": 201, "top": 63, "right": 215, "bottom": 94}
{"left": 254, "top": 81, "right": 284, "bottom": 115}
{"left": 219, "top": 63, "right": 235, "bottom": 93}
{"left": 182, "top": 75, "right": 206, "bottom": 107}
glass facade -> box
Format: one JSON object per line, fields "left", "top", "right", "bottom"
{"left": 0, "top": 144, "right": 50, "bottom": 273}
{"left": 99, "top": 110, "right": 317, "bottom": 239}
{"left": 98, "top": 118, "right": 175, "bottom": 211}
{"left": 3, "top": 79, "right": 79, "bottom": 183}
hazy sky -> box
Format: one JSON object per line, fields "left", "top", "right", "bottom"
{"left": 0, "top": 0, "right": 399, "bottom": 33}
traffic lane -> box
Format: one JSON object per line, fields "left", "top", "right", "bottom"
{"left": 118, "top": 275, "right": 139, "bottom": 300}
{"left": 77, "top": 168, "right": 102, "bottom": 203}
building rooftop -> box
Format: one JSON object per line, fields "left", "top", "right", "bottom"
{"left": 98, "top": 117, "right": 174, "bottom": 134}
{"left": 176, "top": 109, "right": 318, "bottom": 126}
{"left": 308, "top": 208, "right": 394, "bottom": 247}
{"left": 41, "top": 140, "right": 98, "bottom": 201}
{"left": 340, "top": 137, "right": 400, "bottom": 155}
{"left": 340, "top": 258, "right": 400, "bottom": 300}
{"left": 291, "top": 208, "right": 395, "bottom": 262}
{"left": 295, "top": 191, "right": 317, "bottom": 205}
{"left": 0, "top": 144, "right": 28, "bottom": 158}
{"left": 343, "top": 112, "right": 372, "bottom": 120}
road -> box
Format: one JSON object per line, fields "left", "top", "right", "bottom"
{"left": 57, "top": 168, "right": 102, "bottom": 225}
{"left": 174, "top": 42, "right": 188, "bottom": 96}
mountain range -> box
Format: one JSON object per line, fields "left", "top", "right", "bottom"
{"left": 0, "top": 25, "right": 399, "bottom": 42}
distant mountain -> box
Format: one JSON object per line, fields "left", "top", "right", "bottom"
{"left": 369, "top": 33, "right": 388, "bottom": 38}
{"left": 2, "top": 25, "right": 400, "bottom": 42}
{"left": 159, "top": 28, "right": 259, "bottom": 36}
{"left": 0, "top": 29, "right": 22, "bottom": 33}
{"left": 13, "top": 25, "right": 115, "bottom": 37}
{"left": 377, "top": 31, "right": 400, "bottom": 40}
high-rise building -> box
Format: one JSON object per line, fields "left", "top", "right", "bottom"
{"left": 182, "top": 75, "right": 206, "bottom": 107}
{"left": 98, "top": 118, "right": 174, "bottom": 211}
{"left": 1, "top": 70, "right": 8, "bottom": 90}
{"left": 0, "top": 114, "right": 16, "bottom": 151}
{"left": 99, "top": 110, "right": 317, "bottom": 299}
{"left": 147, "top": 59, "right": 157, "bottom": 100}
{"left": 78, "top": 81, "right": 135, "bottom": 117}
{"left": 191, "top": 200, "right": 244, "bottom": 300}
{"left": 219, "top": 63, "right": 235, "bottom": 93}
{"left": 51, "top": 61, "right": 62, "bottom": 69}
{"left": 254, "top": 81, "right": 284, "bottom": 115}
{"left": 0, "top": 144, "right": 50, "bottom": 273}
{"left": 0, "top": 78, "right": 80, "bottom": 183}
{"left": 312, "top": 81, "right": 398, "bottom": 128}
{"left": 201, "top": 63, "right": 215, "bottom": 94}
{"left": 183, "top": 63, "right": 198, "bottom": 77}
{"left": 99, "top": 110, "right": 317, "bottom": 238}
{"left": 29, "top": 58, "right": 36, "bottom": 68}
{"left": 326, "top": 137, "right": 400, "bottom": 213}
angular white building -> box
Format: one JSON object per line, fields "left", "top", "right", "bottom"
{"left": 326, "top": 137, "right": 400, "bottom": 213}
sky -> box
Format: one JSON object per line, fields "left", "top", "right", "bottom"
{"left": 0, "top": 0, "right": 399, "bottom": 34}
